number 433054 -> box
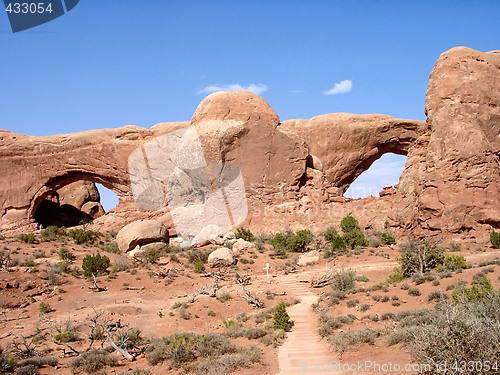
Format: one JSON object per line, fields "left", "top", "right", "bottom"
{"left": 6, "top": 2, "right": 54, "bottom": 14}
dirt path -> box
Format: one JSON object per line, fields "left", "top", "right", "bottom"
{"left": 277, "top": 273, "right": 344, "bottom": 374}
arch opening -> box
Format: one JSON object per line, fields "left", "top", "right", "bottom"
{"left": 344, "top": 153, "right": 407, "bottom": 199}
{"left": 30, "top": 172, "right": 124, "bottom": 228}
{"left": 95, "top": 183, "right": 119, "bottom": 212}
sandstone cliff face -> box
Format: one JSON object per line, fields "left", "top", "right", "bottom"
{"left": 393, "top": 47, "right": 500, "bottom": 238}
{"left": 0, "top": 47, "right": 498, "bottom": 241}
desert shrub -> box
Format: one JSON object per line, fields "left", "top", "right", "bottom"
{"left": 318, "top": 314, "right": 356, "bottom": 337}
{"left": 117, "top": 370, "right": 151, "bottom": 375}
{"left": 380, "top": 232, "right": 396, "bottom": 245}
{"left": 81, "top": 253, "right": 110, "bottom": 278}
{"left": 340, "top": 215, "right": 360, "bottom": 233}
{"left": 273, "top": 302, "right": 291, "bottom": 331}
{"left": 411, "top": 273, "right": 436, "bottom": 285}
{"left": 408, "top": 287, "right": 421, "bottom": 296}
{"left": 381, "top": 312, "right": 395, "bottom": 321}
{"left": 331, "top": 269, "right": 356, "bottom": 293}
{"left": 452, "top": 275, "right": 494, "bottom": 303}
{"left": 69, "top": 349, "right": 116, "bottom": 374}
{"left": 443, "top": 254, "right": 466, "bottom": 271}
{"left": 450, "top": 242, "right": 461, "bottom": 252}
{"left": 41, "top": 226, "right": 67, "bottom": 241}
{"left": 195, "top": 346, "right": 261, "bottom": 375}
{"left": 387, "top": 268, "right": 404, "bottom": 283}
{"left": 342, "top": 230, "right": 368, "bottom": 250}
{"left": 406, "top": 295, "right": 500, "bottom": 373}
{"left": 270, "top": 229, "right": 313, "bottom": 254}
{"left": 235, "top": 227, "right": 254, "bottom": 242}
{"left": 490, "top": 230, "right": 500, "bottom": 249}
{"left": 217, "top": 293, "right": 232, "bottom": 302}
{"left": 386, "top": 326, "right": 420, "bottom": 346}
{"left": 225, "top": 324, "right": 268, "bottom": 340}
{"left": 68, "top": 229, "right": 102, "bottom": 245}
{"left": 146, "top": 333, "right": 238, "bottom": 368}
{"left": 360, "top": 304, "right": 371, "bottom": 312}
{"left": 427, "top": 291, "right": 448, "bottom": 303}
{"left": 346, "top": 299, "right": 359, "bottom": 308}
{"left": 193, "top": 259, "right": 205, "bottom": 273}
{"left": 329, "top": 329, "right": 377, "bottom": 353}
{"left": 17, "top": 234, "right": 36, "bottom": 244}
{"left": 186, "top": 249, "right": 209, "bottom": 264}
{"left": 14, "top": 364, "right": 39, "bottom": 375}
{"left": 58, "top": 247, "right": 76, "bottom": 263}
{"left": 16, "top": 356, "right": 58, "bottom": 370}
{"left": 98, "top": 241, "right": 120, "bottom": 254}
{"left": 398, "top": 240, "right": 444, "bottom": 277}
{"left": 142, "top": 247, "right": 163, "bottom": 263}
{"left": 38, "top": 302, "right": 52, "bottom": 314}
{"left": 179, "top": 306, "right": 191, "bottom": 320}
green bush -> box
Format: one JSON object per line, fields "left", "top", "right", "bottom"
{"left": 490, "top": 230, "right": 500, "bottom": 249}
{"left": 193, "top": 259, "right": 205, "bottom": 274}
{"left": 325, "top": 235, "right": 347, "bottom": 258}
{"left": 342, "top": 230, "right": 368, "bottom": 250}
{"left": 273, "top": 302, "right": 291, "bottom": 331}
{"left": 323, "top": 227, "right": 339, "bottom": 243}
{"left": 235, "top": 227, "right": 254, "bottom": 242}
{"left": 398, "top": 240, "right": 445, "bottom": 277}
{"left": 17, "top": 233, "right": 36, "bottom": 244}
{"left": 144, "top": 248, "right": 162, "bottom": 264}
{"left": 380, "top": 232, "right": 396, "bottom": 245}
{"left": 82, "top": 253, "right": 110, "bottom": 278}
{"left": 387, "top": 268, "right": 404, "bottom": 283}
{"left": 39, "top": 302, "right": 52, "bottom": 314}
{"left": 340, "top": 215, "right": 360, "bottom": 233}
{"left": 443, "top": 254, "right": 466, "bottom": 271}
{"left": 58, "top": 247, "right": 76, "bottom": 263}
{"left": 41, "top": 226, "right": 67, "bottom": 241}
{"left": 270, "top": 229, "right": 313, "bottom": 254}
{"left": 452, "top": 275, "right": 494, "bottom": 302}
{"left": 69, "top": 229, "right": 102, "bottom": 245}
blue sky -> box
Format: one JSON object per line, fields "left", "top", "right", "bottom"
{"left": 1, "top": 1, "right": 499, "bottom": 210}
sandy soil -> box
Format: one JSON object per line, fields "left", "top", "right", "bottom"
{"left": 0, "top": 233, "right": 499, "bottom": 374}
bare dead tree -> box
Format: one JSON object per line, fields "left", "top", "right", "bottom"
{"left": 11, "top": 330, "right": 44, "bottom": 358}
{"left": 235, "top": 276, "right": 264, "bottom": 308}
{"left": 87, "top": 309, "right": 107, "bottom": 350}
{"left": 87, "top": 274, "right": 106, "bottom": 292}
{"left": 311, "top": 267, "right": 335, "bottom": 288}
{"left": 189, "top": 271, "right": 221, "bottom": 303}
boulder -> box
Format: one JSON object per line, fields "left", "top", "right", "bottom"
{"left": 116, "top": 220, "right": 169, "bottom": 253}
{"left": 207, "top": 247, "right": 234, "bottom": 267}
{"left": 297, "top": 250, "right": 320, "bottom": 267}
{"left": 232, "top": 238, "right": 257, "bottom": 256}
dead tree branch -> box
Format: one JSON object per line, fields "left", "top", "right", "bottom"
{"left": 236, "top": 276, "right": 263, "bottom": 308}
{"left": 311, "top": 267, "right": 335, "bottom": 288}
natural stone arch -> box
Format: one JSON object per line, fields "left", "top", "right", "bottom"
{"left": 29, "top": 172, "right": 122, "bottom": 226}
{"left": 281, "top": 114, "right": 427, "bottom": 192}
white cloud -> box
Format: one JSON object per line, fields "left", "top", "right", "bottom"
{"left": 323, "top": 79, "right": 353, "bottom": 95}
{"left": 197, "top": 83, "right": 268, "bottom": 95}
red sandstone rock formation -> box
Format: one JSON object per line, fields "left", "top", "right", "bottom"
{"left": 0, "top": 47, "right": 498, "bottom": 242}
